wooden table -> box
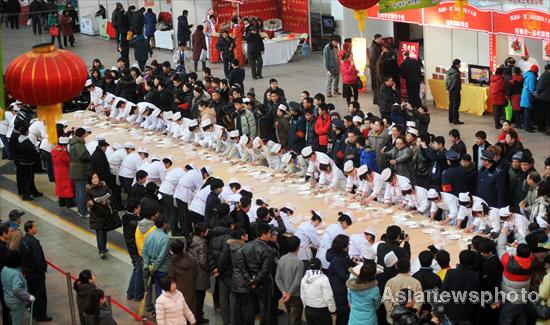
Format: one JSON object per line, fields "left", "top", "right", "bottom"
{"left": 66, "top": 111, "right": 472, "bottom": 262}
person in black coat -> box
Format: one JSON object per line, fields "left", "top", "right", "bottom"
{"left": 177, "top": 10, "right": 193, "bottom": 46}
{"left": 129, "top": 7, "right": 144, "bottom": 35}
{"left": 115, "top": 70, "right": 138, "bottom": 102}
{"left": 227, "top": 59, "right": 245, "bottom": 89}
{"left": 378, "top": 75, "right": 401, "bottom": 120}
{"left": 143, "top": 80, "right": 160, "bottom": 106}
{"left": 129, "top": 33, "right": 152, "bottom": 71}
{"left": 15, "top": 126, "right": 42, "bottom": 200}
{"left": 158, "top": 81, "right": 173, "bottom": 111}
{"left": 440, "top": 150, "right": 469, "bottom": 196}
{"left": 412, "top": 250, "right": 442, "bottom": 313}
{"left": 472, "top": 130, "right": 490, "bottom": 170}
{"left": 245, "top": 28, "right": 265, "bottom": 79}
{"left": 478, "top": 238, "right": 503, "bottom": 324}
{"left": 20, "top": 221, "right": 52, "bottom": 321}
{"left": 441, "top": 250, "right": 480, "bottom": 325}
{"left": 29, "top": 0, "right": 45, "bottom": 35}
{"left": 99, "top": 74, "right": 117, "bottom": 94}
{"left": 121, "top": 199, "right": 144, "bottom": 300}
{"left": 377, "top": 225, "right": 411, "bottom": 270}
{"left": 6, "top": 0, "right": 21, "bottom": 29}
{"left": 139, "top": 182, "right": 163, "bottom": 214}
{"left": 326, "top": 234, "right": 356, "bottom": 325}
{"left": 476, "top": 150, "right": 507, "bottom": 208}
{"left": 129, "top": 170, "right": 148, "bottom": 202}
{"left": 90, "top": 140, "right": 111, "bottom": 185}
{"left": 288, "top": 106, "right": 306, "bottom": 153}
{"left": 111, "top": 3, "right": 128, "bottom": 44}
{"left": 448, "top": 129, "right": 467, "bottom": 158}
{"left": 204, "top": 178, "right": 224, "bottom": 226}
{"left": 399, "top": 51, "right": 423, "bottom": 108}
{"left": 216, "top": 31, "right": 236, "bottom": 78}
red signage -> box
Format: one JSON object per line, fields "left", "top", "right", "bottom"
{"left": 489, "top": 33, "right": 497, "bottom": 71}
{"left": 493, "top": 9, "right": 550, "bottom": 40}
{"left": 281, "top": 0, "right": 310, "bottom": 35}
{"left": 366, "top": 4, "right": 423, "bottom": 25}
{"left": 422, "top": 1, "right": 492, "bottom": 32}
{"left": 398, "top": 41, "right": 419, "bottom": 65}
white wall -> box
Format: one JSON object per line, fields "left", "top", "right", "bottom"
{"left": 495, "top": 35, "right": 547, "bottom": 69}
{"left": 423, "top": 26, "right": 490, "bottom": 100}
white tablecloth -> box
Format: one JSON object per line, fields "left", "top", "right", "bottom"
{"left": 244, "top": 38, "right": 301, "bottom": 66}
{"left": 154, "top": 30, "right": 174, "bottom": 50}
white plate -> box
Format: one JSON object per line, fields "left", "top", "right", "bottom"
{"left": 347, "top": 203, "right": 362, "bottom": 210}
{"left": 298, "top": 190, "right": 311, "bottom": 196}
{"left": 422, "top": 228, "right": 437, "bottom": 234}
{"left": 447, "top": 234, "right": 462, "bottom": 240}
{"left": 382, "top": 208, "right": 394, "bottom": 214}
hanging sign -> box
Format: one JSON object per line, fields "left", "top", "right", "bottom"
{"left": 422, "top": 1, "right": 492, "bottom": 32}
{"left": 493, "top": 9, "right": 550, "bottom": 40}
{"left": 508, "top": 36, "right": 526, "bottom": 56}
{"left": 366, "top": 3, "right": 423, "bottom": 24}
{"left": 544, "top": 40, "right": 550, "bottom": 61}
{"left": 379, "top": 0, "right": 439, "bottom": 13}
{"left": 398, "top": 41, "right": 419, "bottom": 65}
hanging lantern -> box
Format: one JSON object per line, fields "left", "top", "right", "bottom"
{"left": 338, "top": 0, "right": 379, "bottom": 33}
{"left": 5, "top": 44, "right": 88, "bottom": 141}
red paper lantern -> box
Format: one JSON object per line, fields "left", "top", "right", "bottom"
{"left": 338, "top": 0, "right": 378, "bottom": 10}
{"left": 5, "top": 44, "right": 88, "bottom": 140}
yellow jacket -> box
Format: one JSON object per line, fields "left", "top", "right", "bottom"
{"left": 135, "top": 222, "right": 157, "bottom": 256}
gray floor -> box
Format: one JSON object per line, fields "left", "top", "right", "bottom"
{"left": 1, "top": 25, "right": 549, "bottom": 324}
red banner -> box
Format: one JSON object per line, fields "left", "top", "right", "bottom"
{"left": 489, "top": 33, "right": 497, "bottom": 72}
{"left": 366, "top": 4, "right": 423, "bottom": 24}
{"left": 281, "top": 0, "right": 309, "bottom": 35}
{"left": 492, "top": 9, "right": 550, "bottom": 40}
{"left": 422, "top": 1, "right": 492, "bottom": 32}
{"left": 398, "top": 41, "right": 419, "bottom": 65}
{"left": 212, "top": 0, "right": 279, "bottom": 23}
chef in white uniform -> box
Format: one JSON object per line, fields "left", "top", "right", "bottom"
{"left": 499, "top": 206, "right": 529, "bottom": 239}
{"left": 301, "top": 146, "right": 331, "bottom": 183}
{"left": 428, "top": 188, "right": 459, "bottom": 222}
{"left": 118, "top": 146, "right": 148, "bottom": 193}
{"left": 0, "top": 105, "right": 16, "bottom": 157}
{"left": 349, "top": 228, "right": 376, "bottom": 259}
{"left": 401, "top": 183, "right": 430, "bottom": 216}
{"left": 219, "top": 178, "right": 242, "bottom": 211}
{"left": 381, "top": 168, "right": 410, "bottom": 206}
{"left": 173, "top": 166, "right": 213, "bottom": 235}
{"left": 142, "top": 155, "right": 172, "bottom": 186}
{"left": 317, "top": 212, "right": 353, "bottom": 269}
{"left": 266, "top": 143, "right": 283, "bottom": 170}
{"left": 359, "top": 166, "right": 385, "bottom": 204}
{"left": 85, "top": 80, "right": 104, "bottom": 113}
{"left": 318, "top": 154, "right": 346, "bottom": 191}
{"left": 344, "top": 160, "right": 361, "bottom": 193}
{"left": 295, "top": 210, "right": 323, "bottom": 261}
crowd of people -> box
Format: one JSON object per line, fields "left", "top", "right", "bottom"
{"left": 1, "top": 7, "right": 550, "bottom": 325}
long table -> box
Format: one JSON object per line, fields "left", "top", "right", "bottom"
{"left": 428, "top": 79, "right": 493, "bottom": 116}
{"left": 243, "top": 38, "right": 301, "bottom": 66}
{"left": 65, "top": 111, "right": 470, "bottom": 262}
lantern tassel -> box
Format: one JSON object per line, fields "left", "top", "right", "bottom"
{"left": 37, "top": 104, "right": 62, "bottom": 142}
{"left": 353, "top": 9, "right": 368, "bottom": 33}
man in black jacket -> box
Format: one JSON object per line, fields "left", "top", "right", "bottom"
{"left": 29, "top": 0, "right": 44, "bottom": 35}
{"left": 245, "top": 27, "right": 265, "bottom": 79}
{"left": 15, "top": 126, "right": 42, "bottom": 200}
{"left": 216, "top": 30, "right": 236, "bottom": 78}
{"left": 478, "top": 238, "right": 503, "bottom": 323}
{"left": 228, "top": 59, "right": 245, "bottom": 89}
{"left": 446, "top": 58, "right": 464, "bottom": 125}
{"left": 204, "top": 178, "right": 224, "bottom": 227}
{"left": 237, "top": 223, "right": 276, "bottom": 325}
{"left": 472, "top": 130, "right": 490, "bottom": 170}
{"left": 122, "top": 199, "right": 144, "bottom": 300}
{"left": 412, "top": 250, "right": 442, "bottom": 314}
{"left": 399, "top": 51, "right": 423, "bottom": 108}
{"left": 378, "top": 75, "right": 400, "bottom": 120}
{"left": 111, "top": 3, "right": 128, "bottom": 45}
{"left": 20, "top": 221, "right": 52, "bottom": 322}
{"left": 129, "top": 170, "right": 148, "bottom": 202}
{"left": 376, "top": 225, "right": 411, "bottom": 271}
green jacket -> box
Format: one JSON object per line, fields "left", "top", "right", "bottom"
{"left": 276, "top": 114, "right": 290, "bottom": 148}
{"left": 142, "top": 228, "right": 170, "bottom": 273}
{"left": 48, "top": 14, "right": 60, "bottom": 27}
{"left": 234, "top": 109, "right": 256, "bottom": 138}
{"left": 68, "top": 136, "right": 92, "bottom": 181}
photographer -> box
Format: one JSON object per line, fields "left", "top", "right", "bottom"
{"left": 376, "top": 225, "right": 411, "bottom": 271}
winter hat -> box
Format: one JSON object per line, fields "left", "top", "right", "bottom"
{"left": 530, "top": 65, "right": 539, "bottom": 73}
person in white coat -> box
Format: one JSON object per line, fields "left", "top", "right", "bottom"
{"left": 499, "top": 206, "right": 529, "bottom": 239}
{"left": 300, "top": 257, "right": 337, "bottom": 325}
{"left": 296, "top": 211, "right": 324, "bottom": 261}
{"left": 464, "top": 197, "right": 499, "bottom": 234}
{"left": 301, "top": 146, "right": 331, "bottom": 183}
{"left": 159, "top": 166, "right": 186, "bottom": 236}
{"left": 29, "top": 118, "right": 55, "bottom": 182}
{"left": 380, "top": 168, "right": 410, "bottom": 206}
{"left": 173, "top": 166, "right": 213, "bottom": 235}
{"left": 349, "top": 228, "right": 376, "bottom": 259}
{"left": 119, "top": 146, "right": 148, "bottom": 193}
{"left": 428, "top": 188, "right": 459, "bottom": 222}
{"left": 343, "top": 160, "right": 361, "bottom": 193}
{"left": 317, "top": 212, "right": 352, "bottom": 269}
{"left": 317, "top": 154, "right": 346, "bottom": 191}
{"left": 401, "top": 183, "right": 430, "bottom": 216}
{"left": 266, "top": 143, "right": 283, "bottom": 170}
{"left": 219, "top": 178, "right": 241, "bottom": 211}
{"left": 358, "top": 166, "right": 385, "bottom": 205}
{"left": 143, "top": 156, "right": 172, "bottom": 186}
{"left": 0, "top": 104, "right": 16, "bottom": 158}
{"left": 85, "top": 80, "right": 104, "bottom": 113}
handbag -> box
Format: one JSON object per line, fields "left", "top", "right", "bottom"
{"left": 104, "top": 206, "right": 122, "bottom": 231}
{"left": 356, "top": 76, "right": 364, "bottom": 89}
{"left": 200, "top": 49, "right": 208, "bottom": 61}
{"left": 49, "top": 26, "right": 59, "bottom": 37}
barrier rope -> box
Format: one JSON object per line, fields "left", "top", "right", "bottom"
{"left": 46, "top": 260, "right": 153, "bottom": 324}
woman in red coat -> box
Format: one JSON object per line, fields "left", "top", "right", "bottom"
{"left": 51, "top": 137, "right": 75, "bottom": 207}
{"left": 60, "top": 10, "right": 75, "bottom": 47}
{"left": 314, "top": 103, "right": 332, "bottom": 153}
{"left": 192, "top": 25, "right": 208, "bottom": 72}
{"left": 231, "top": 17, "right": 245, "bottom": 66}
{"left": 340, "top": 52, "right": 358, "bottom": 105}
{"left": 489, "top": 67, "right": 506, "bottom": 129}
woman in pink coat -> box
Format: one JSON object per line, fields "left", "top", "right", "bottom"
{"left": 341, "top": 52, "right": 359, "bottom": 105}
{"left": 51, "top": 137, "right": 75, "bottom": 207}
{"left": 155, "top": 276, "right": 196, "bottom": 325}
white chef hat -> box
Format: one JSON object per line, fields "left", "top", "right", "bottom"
{"left": 352, "top": 116, "right": 363, "bottom": 124}
{"left": 357, "top": 165, "right": 369, "bottom": 176}
{"left": 137, "top": 147, "right": 149, "bottom": 154}
{"left": 172, "top": 112, "right": 182, "bottom": 120}
{"left": 228, "top": 178, "right": 240, "bottom": 185}
{"left": 384, "top": 251, "right": 398, "bottom": 268}
{"left": 162, "top": 155, "right": 174, "bottom": 163}
{"left": 57, "top": 120, "right": 68, "bottom": 126}
{"left": 407, "top": 127, "right": 418, "bottom": 136}
{"left": 252, "top": 137, "right": 263, "bottom": 149}
{"left": 278, "top": 104, "right": 288, "bottom": 112}
{"left": 239, "top": 135, "right": 249, "bottom": 146}
{"left": 281, "top": 152, "right": 292, "bottom": 164}
{"left": 188, "top": 119, "right": 199, "bottom": 127}
{"left": 318, "top": 154, "right": 329, "bottom": 165}
{"left": 203, "top": 165, "right": 213, "bottom": 176}
{"left": 229, "top": 130, "right": 240, "bottom": 138}
{"left": 401, "top": 182, "right": 412, "bottom": 191}
{"left": 201, "top": 119, "right": 212, "bottom": 128}
{"left": 151, "top": 108, "right": 161, "bottom": 118}
{"left": 499, "top": 206, "right": 511, "bottom": 217}
{"left": 427, "top": 188, "right": 439, "bottom": 199}
{"left": 343, "top": 160, "right": 354, "bottom": 173}
{"left": 124, "top": 141, "right": 135, "bottom": 149}
{"left": 458, "top": 192, "right": 470, "bottom": 203}
{"left": 301, "top": 146, "right": 313, "bottom": 158}
{"left": 271, "top": 143, "right": 282, "bottom": 154}
{"left": 381, "top": 168, "right": 393, "bottom": 182}
{"left": 364, "top": 228, "right": 376, "bottom": 237}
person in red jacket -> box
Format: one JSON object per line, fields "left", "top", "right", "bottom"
{"left": 509, "top": 67, "right": 524, "bottom": 128}
{"left": 490, "top": 67, "right": 507, "bottom": 129}
{"left": 314, "top": 103, "right": 332, "bottom": 153}
{"left": 340, "top": 52, "right": 359, "bottom": 105}
{"left": 51, "top": 137, "right": 75, "bottom": 207}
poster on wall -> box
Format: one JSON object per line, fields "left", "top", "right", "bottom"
{"left": 379, "top": 0, "right": 439, "bottom": 13}
{"left": 543, "top": 40, "right": 550, "bottom": 61}
{"left": 398, "top": 41, "right": 419, "bottom": 65}
{"left": 280, "top": 0, "right": 309, "bottom": 35}
{"left": 212, "top": 0, "right": 278, "bottom": 23}
{"left": 508, "top": 36, "right": 526, "bottom": 56}
{"left": 492, "top": 9, "right": 550, "bottom": 40}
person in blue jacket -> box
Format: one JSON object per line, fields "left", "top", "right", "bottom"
{"left": 476, "top": 149, "right": 507, "bottom": 208}
{"left": 1, "top": 250, "right": 35, "bottom": 325}
{"left": 347, "top": 261, "right": 380, "bottom": 325}
{"left": 520, "top": 64, "right": 539, "bottom": 132}
{"left": 288, "top": 105, "right": 306, "bottom": 153}
{"left": 144, "top": 8, "right": 157, "bottom": 39}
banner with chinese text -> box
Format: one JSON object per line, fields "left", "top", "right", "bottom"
{"left": 379, "top": 0, "right": 439, "bottom": 13}
{"left": 280, "top": 0, "right": 309, "bottom": 35}
{"left": 366, "top": 3, "right": 423, "bottom": 24}
{"left": 492, "top": 9, "right": 550, "bottom": 40}
{"left": 212, "top": 0, "right": 279, "bottom": 23}
{"left": 422, "top": 1, "right": 492, "bottom": 32}
{"left": 398, "top": 41, "right": 419, "bottom": 65}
